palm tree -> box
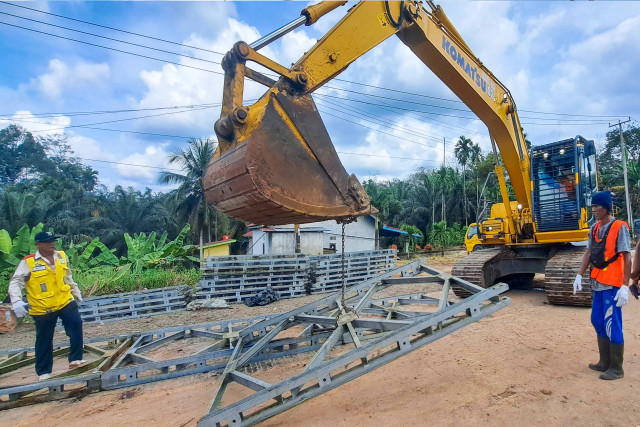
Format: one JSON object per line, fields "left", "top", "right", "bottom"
{"left": 468, "top": 142, "right": 483, "bottom": 219}
{"left": 454, "top": 136, "right": 473, "bottom": 225}
{"left": 158, "top": 138, "right": 217, "bottom": 257}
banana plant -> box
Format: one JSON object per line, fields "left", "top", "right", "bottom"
{"left": 0, "top": 223, "right": 45, "bottom": 268}
{"left": 66, "top": 238, "right": 119, "bottom": 271}
{"left": 110, "top": 224, "right": 197, "bottom": 282}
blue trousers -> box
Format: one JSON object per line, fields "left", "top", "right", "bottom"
{"left": 591, "top": 288, "right": 623, "bottom": 344}
{"left": 32, "top": 301, "right": 84, "bottom": 376}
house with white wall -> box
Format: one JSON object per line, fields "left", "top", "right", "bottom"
{"left": 243, "top": 215, "right": 379, "bottom": 255}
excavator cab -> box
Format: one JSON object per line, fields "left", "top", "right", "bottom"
{"left": 530, "top": 136, "right": 597, "bottom": 232}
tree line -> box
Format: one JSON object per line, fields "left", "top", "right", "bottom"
{"left": 363, "top": 126, "right": 640, "bottom": 239}
{"left": 0, "top": 125, "right": 247, "bottom": 256}
{"left": 1, "top": 123, "right": 639, "bottom": 256}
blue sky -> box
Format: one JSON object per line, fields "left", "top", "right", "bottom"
{"left": 1, "top": 1, "right": 638, "bottom": 192}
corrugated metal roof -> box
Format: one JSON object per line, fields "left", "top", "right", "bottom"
{"left": 380, "top": 224, "right": 421, "bottom": 238}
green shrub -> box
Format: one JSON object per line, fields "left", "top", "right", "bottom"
{"left": 75, "top": 268, "right": 202, "bottom": 296}
{"left": 0, "top": 268, "right": 11, "bottom": 302}
{"left": 0, "top": 267, "right": 202, "bottom": 301}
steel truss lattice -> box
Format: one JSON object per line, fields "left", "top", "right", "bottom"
{"left": 198, "top": 261, "right": 510, "bottom": 426}
{"left": 0, "top": 259, "right": 509, "bottom": 424}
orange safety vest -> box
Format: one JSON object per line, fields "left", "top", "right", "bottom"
{"left": 590, "top": 220, "right": 628, "bottom": 288}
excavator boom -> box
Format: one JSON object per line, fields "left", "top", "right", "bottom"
{"left": 205, "top": 1, "right": 530, "bottom": 226}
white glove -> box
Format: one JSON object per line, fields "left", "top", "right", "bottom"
{"left": 572, "top": 275, "right": 582, "bottom": 295}
{"left": 72, "top": 289, "right": 83, "bottom": 303}
{"left": 11, "top": 300, "right": 29, "bottom": 318}
{"left": 614, "top": 285, "right": 629, "bottom": 307}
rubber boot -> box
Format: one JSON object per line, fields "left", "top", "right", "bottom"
{"left": 588, "top": 336, "right": 610, "bottom": 372}
{"left": 600, "top": 343, "right": 624, "bottom": 380}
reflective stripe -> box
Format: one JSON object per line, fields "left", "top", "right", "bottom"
{"left": 24, "top": 251, "right": 72, "bottom": 315}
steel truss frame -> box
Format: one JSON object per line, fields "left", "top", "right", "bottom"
{"left": 0, "top": 261, "right": 421, "bottom": 410}
{"left": 1, "top": 259, "right": 509, "bottom": 423}
{"left": 0, "top": 315, "right": 278, "bottom": 410}
{"left": 198, "top": 262, "right": 510, "bottom": 426}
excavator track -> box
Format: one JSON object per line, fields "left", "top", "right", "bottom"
{"left": 545, "top": 245, "right": 591, "bottom": 307}
{"left": 450, "top": 248, "right": 503, "bottom": 299}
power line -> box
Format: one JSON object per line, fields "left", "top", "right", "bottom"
{"left": 337, "top": 151, "right": 443, "bottom": 163}
{"left": 54, "top": 126, "right": 201, "bottom": 140}
{"left": 0, "top": 11, "right": 628, "bottom": 139}
{"left": 330, "top": 79, "right": 630, "bottom": 120}
{"left": 318, "top": 107, "right": 452, "bottom": 151}
{"left": 325, "top": 84, "right": 475, "bottom": 114}
{"left": 2, "top": 99, "right": 259, "bottom": 120}
{"left": 76, "top": 157, "right": 182, "bottom": 171}
{"left": 315, "top": 96, "right": 446, "bottom": 145}
{"left": 0, "top": 21, "right": 224, "bottom": 75}
{"left": 319, "top": 90, "right": 490, "bottom": 137}
{"left": 0, "top": 11, "right": 223, "bottom": 67}
{"left": 2, "top": 1, "right": 629, "bottom": 122}
{"left": 2, "top": 104, "right": 218, "bottom": 134}
{"left": 1, "top": 103, "right": 221, "bottom": 119}
{"left": 326, "top": 88, "right": 490, "bottom": 138}
{"left": 0, "top": 1, "right": 225, "bottom": 56}
{"left": 519, "top": 121, "right": 608, "bottom": 126}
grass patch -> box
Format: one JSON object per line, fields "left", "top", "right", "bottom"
{"left": 0, "top": 267, "right": 202, "bottom": 301}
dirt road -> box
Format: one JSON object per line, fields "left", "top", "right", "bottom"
{"left": 4, "top": 253, "right": 640, "bottom": 426}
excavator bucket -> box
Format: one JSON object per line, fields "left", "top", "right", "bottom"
{"left": 204, "top": 90, "right": 376, "bottom": 225}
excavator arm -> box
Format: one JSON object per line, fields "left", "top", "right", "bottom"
{"left": 205, "top": 1, "right": 531, "bottom": 227}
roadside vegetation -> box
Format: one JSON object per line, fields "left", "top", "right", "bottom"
{"left": 1, "top": 123, "right": 639, "bottom": 298}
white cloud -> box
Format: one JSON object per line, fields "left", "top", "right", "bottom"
{"left": 32, "top": 59, "right": 110, "bottom": 99}
{"left": 135, "top": 17, "right": 279, "bottom": 134}
{"left": 117, "top": 145, "right": 171, "bottom": 180}
{"left": 335, "top": 115, "right": 444, "bottom": 180}
{"left": 66, "top": 133, "right": 114, "bottom": 162}
{"left": 278, "top": 30, "right": 317, "bottom": 69}
{"left": 519, "top": 9, "right": 567, "bottom": 58}
{"left": 5, "top": 110, "right": 69, "bottom": 137}
{"left": 441, "top": 2, "right": 519, "bottom": 72}
{"left": 568, "top": 14, "right": 640, "bottom": 61}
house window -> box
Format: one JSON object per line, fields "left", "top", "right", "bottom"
{"left": 330, "top": 236, "right": 336, "bottom": 241}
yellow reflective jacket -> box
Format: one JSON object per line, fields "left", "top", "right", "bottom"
{"left": 24, "top": 251, "right": 73, "bottom": 315}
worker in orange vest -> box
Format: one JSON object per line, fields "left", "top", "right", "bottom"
{"left": 575, "top": 191, "right": 631, "bottom": 380}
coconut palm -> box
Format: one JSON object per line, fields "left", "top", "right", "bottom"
{"left": 158, "top": 138, "right": 217, "bottom": 257}
{"left": 454, "top": 136, "right": 474, "bottom": 225}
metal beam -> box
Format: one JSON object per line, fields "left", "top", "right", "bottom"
{"left": 199, "top": 281, "right": 509, "bottom": 426}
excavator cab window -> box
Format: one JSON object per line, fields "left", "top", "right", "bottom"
{"left": 578, "top": 137, "right": 598, "bottom": 212}
{"left": 531, "top": 138, "right": 581, "bottom": 232}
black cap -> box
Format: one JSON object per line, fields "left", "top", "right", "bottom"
{"left": 34, "top": 231, "right": 59, "bottom": 243}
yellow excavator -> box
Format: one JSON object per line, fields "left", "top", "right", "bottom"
{"left": 204, "top": 1, "right": 597, "bottom": 306}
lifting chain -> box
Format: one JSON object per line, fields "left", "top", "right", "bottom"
{"left": 336, "top": 218, "right": 357, "bottom": 325}
{"left": 341, "top": 221, "right": 346, "bottom": 306}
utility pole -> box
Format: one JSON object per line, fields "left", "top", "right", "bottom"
{"left": 609, "top": 117, "right": 633, "bottom": 234}
{"left": 442, "top": 137, "right": 446, "bottom": 223}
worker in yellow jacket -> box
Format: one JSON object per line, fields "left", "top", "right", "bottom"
{"left": 8, "top": 231, "right": 86, "bottom": 381}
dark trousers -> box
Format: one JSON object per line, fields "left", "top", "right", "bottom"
{"left": 32, "top": 301, "right": 83, "bottom": 375}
